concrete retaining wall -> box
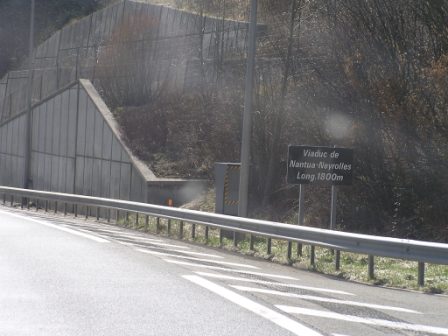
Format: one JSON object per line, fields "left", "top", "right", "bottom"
{"left": 0, "top": 0, "right": 261, "bottom": 122}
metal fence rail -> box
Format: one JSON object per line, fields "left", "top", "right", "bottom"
{"left": 1, "top": 186, "right": 447, "bottom": 287}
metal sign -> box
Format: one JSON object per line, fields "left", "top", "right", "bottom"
{"left": 287, "top": 145, "right": 354, "bottom": 185}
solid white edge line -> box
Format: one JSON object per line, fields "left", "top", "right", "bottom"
{"left": 0, "top": 210, "right": 109, "bottom": 243}
{"left": 231, "top": 286, "right": 421, "bottom": 314}
{"left": 195, "top": 272, "right": 355, "bottom": 296}
{"left": 276, "top": 306, "right": 448, "bottom": 336}
{"left": 163, "top": 259, "right": 299, "bottom": 280}
{"left": 183, "top": 275, "right": 323, "bottom": 336}
{"left": 137, "top": 249, "right": 258, "bottom": 269}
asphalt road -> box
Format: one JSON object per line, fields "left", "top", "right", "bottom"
{"left": 1, "top": 206, "right": 447, "bottom": 336}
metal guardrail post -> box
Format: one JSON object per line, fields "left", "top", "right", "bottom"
{"left": 267, "top": 238, "right": 272, "bottom": 255}
{"left": 205, "top": 226, "right": 209, "bottom": 241}
{"left": 233, "top": 232, "right": 238, "bottom": 247}
{"left": 418, "top": 262, "right": 425, "bottom": 287}
{"left": 96, "top": 207, "right": 100, "bottom": 221}
{"left": 135, "top": 213, "right": 139, "bottom": 228}
{"left": 192, "top": 223, "right": 196, "bottom": 239}
{"left": 287, "top": 241, "right": 292, "bottom": 260}
{"left": 107, "top": 209, "right": 111, "bottom": 223}
{"left": 145, "top": 215, "right": 149, "bottom": 231}
{"left": 167, "top": 219, "right": 172, "bottom": 236}
{"left": 11, "top": 195, "right": 14, "bottom": 206}
{"left": 64, "top": 203, "right": 67, "bottom": 216}
{"left": 335, "top": 250, "right": 341, "bottom": 271}
{"left": 179, "top": 221, "right": 184, "bottom": 239}
{"left": 54, "top": 202, "right": 58, "bottom": 214}
{"left": 368, "top": 255, "right": 375, "bottom": 279}
{"left": 297, "top": 243, "right": 302, "bottom": 257}
{"left": 45, "top": 200, "right": 48, "bottom": 212}
{"left": 156, "top": 217, "right": 160, "bottom": 234}
{"left": 250, "top": 235, "right": 255, "bottom": 251}
{"left": 310, "top": 245, "right": 315, "bottom": 267}
{"left": 74, "top": 204, "right": 78, "bottom": 217}
{"left": 219, "top": 229, "right": 223, "bottom": 246}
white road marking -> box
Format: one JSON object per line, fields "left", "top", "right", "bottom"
{"left": 166, "top": 249, "right": 224, "bottom": 259}
{"left": 195, "top": 272, "right": 354, "bottom": 296}
{"left": 120, "top": 243, "right": 223, "bottom": 258}
{"left": 92, "top": 228, "right": 127, "bottom": 234}
{"left": 131, "top": 240, "right": 190, "bottom": 249}
{"left": 137, "top": 249, "right": 258, "bottom": 269}
{"left": 142, "top": 247, "right": 224, "bottom": 258}
{"left": 232, "top": 286, "right": 420, "bottom": 314}
{"left": 114, "top": 234, "right": 164, "bottom": 242}
{"left": 0, "top": 210, "right": 109, "bottom": 243}
{"left": 164, "top": 259, "right": 298, "bottom": 280}
{"left": 276, "top": 306, "right": 448, "bottom": 335}
{"left": 332, "top": 334, "right": 351, "bottom": 336}
{"left": 183, "top": 275, "right": 323, "bottom": 336}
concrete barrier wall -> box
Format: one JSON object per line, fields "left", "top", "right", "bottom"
{"left": 24, "top": 79, "right": 149, "bottom": 203}
{"left": 0, "top": 114, "right": 26, "bottom": 188}
{"left": 0, "top": 78, "right": 205, "bottom": 205}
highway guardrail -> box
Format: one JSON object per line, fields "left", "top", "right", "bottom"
{"left": 1, "top": 186, "right": 447, "bottom": 287}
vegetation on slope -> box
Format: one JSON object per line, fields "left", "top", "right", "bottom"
{"left": 95, "top": 0, "right": 448, "bottom": 243}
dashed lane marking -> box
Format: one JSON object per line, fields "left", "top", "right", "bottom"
{"left": 232, "top": 286, "right": 421, "bottom": 314}
{"left": 125, "top": 240, "right": 190, "bottom": 249}
{"left": 276, "top": 306, "right": 448, "bottom": 335}
{"left": 183, "top": 275, "right": 323, "bottom": 336}
{"left": 164, "top": 259, "right": 298, "bottom": 280}
{"left": 0, "top": 210, "right": 110, "bottom": 243}
{"left": 111, "top": 233, "right": 164, "bottom": 242}
{"left": 195, "top": 272, "right": 356, "bottom": 296}
{"left": 137, "top": 249, "right": 258, "bottom": 269}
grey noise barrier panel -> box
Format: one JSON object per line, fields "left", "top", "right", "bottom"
{"left": 0, "top": 79, "right": 206, "bottom": 207}
{"left": 0, "top": 0, "right": 267, "bottom": 123}
{"left": 1, "top": 186, "right": 448, "bottom": 266}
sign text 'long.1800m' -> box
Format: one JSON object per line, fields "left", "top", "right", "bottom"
{"left": 287, "top": 145, "right": 354, "bottom": 185}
